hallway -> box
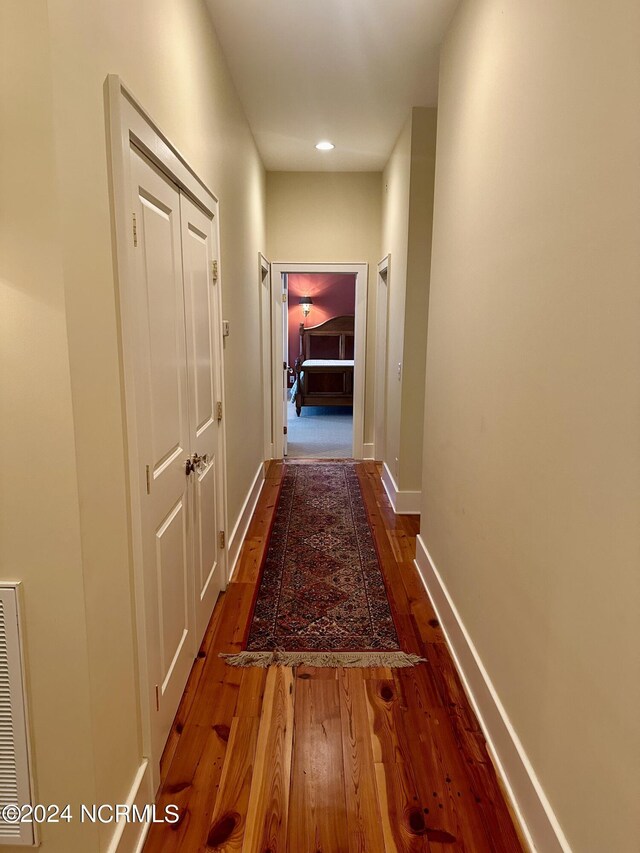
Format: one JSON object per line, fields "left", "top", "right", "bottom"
{"left": 143, "top": 463, "right": 524, "bottom": 852}
{"left": 3, "top": 2, "right": 639, "bottom": 851}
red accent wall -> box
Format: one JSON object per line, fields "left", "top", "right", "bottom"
{"left": 287, "top": 273, "right": 356, "bottom": 370}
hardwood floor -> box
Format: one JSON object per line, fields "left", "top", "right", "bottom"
{"left": 143, "top": 461, "right": 525, "bottom": 852}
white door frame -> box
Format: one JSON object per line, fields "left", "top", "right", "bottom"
{"left": 270, "top": 261, "right": 368, "bottom": 460}
{"left": 105, "top": 75, "right": 228, "bottom": 791}
{"left": 258, "top": 254, "right": 273, "bottom": 461}
{"left": 374, "top": 255, "right": 390, "bottom": 461}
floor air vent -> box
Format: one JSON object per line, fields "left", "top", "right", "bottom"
{"left": 0, "top": 586, "right": 35, "bottom": 846}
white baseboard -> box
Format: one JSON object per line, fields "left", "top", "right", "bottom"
{"left": 105, "top": 760, "right": 153, "bottom": 853}
{"left": 414, "top": 535, "right": 572, "bottom": 853}
{"left": 227, "top": 462, "right": 265, "bottom": 581}
{"left": 381, "top": 462, "right": 421, "bottom": 515}
{"left": 363, "top": 442, "right": 375, "bottom": 460}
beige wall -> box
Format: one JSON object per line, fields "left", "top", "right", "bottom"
{"left": 1, "top": 1, "right": 266, "bottom": 850}
{"left": 266, "top": 171, "right": 382, "bottom": 446}
{"left": 400, "top": 109, "right": 437, "bottom": 490}
{"left": 0, "top": 4, "right": 99, "bottom": 850}
{"left": 422, "top": 1, "right": 640, "bottom": 850}
{"left": 381, "top": 117, "right": 411, "bottom": 473}
{"left": 381, "top": 108, "right": 437, "bottom": 491}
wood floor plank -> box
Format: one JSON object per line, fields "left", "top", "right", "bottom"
{"left": 144, "top": 667, "right": 240, "bottom": 852}
{"left": 241, "top": 667, "right": 295, "bottom": 853}
{"left": 338, "top": 669, "right": 386, "bottom": 853}
{"left": 296, "top": 665, "right": 338, "bottom": 680}
{"left": 410, "top": 599, "right": 447, "bottom": 646}
{"left": 160, "top": 599, "right": 226, "bottom": 781}
{"left": 215, "top": 583, "right": 255, "bottom": 655}
{"left": 366, "top": 678, "right": 430, "bottom": 852}
{"left": 288, "top": 675, "right": 350, "bottom": 853}
{"left": 462, "top": 758, "right": 525, "bottom": 852}
{"left": 205, "top": 716, "right": 260, "bottom": 851}
{"left": 236, "top": 665, "right": 267, "bottom": 718}
{"left": 373, "top": 761, "right": 430, "bottom": 853}
{"left": 372, "top": 667, "right": 490, "bottom": 852}
{"left": 233, "top": 536, "right": 266, "bottom": 585}
{"left": 403, "top": 699, "right": 492, "bottom": 852}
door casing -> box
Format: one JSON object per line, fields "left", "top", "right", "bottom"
{"left": 269, "top": 261, "right": 368, "bottom": 460}
{"left": 106, "top": 75, "right": 228, "bottom": 792}
{"left": 374, "top": 255, "right": 390, "bottom": 461}
{"left": 259, "top": 254, "right": 273, "bottom": 461}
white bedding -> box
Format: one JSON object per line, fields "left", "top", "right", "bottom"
{"left": 302, "top": 359, "right": 354, "bottom": 368}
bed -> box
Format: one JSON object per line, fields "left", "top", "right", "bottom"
{"left": 293, "top": 315, "right": 354, "bottom": 416}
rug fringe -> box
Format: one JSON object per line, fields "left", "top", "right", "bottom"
{"left": 220, "top": 650, "right": 426, "bottom": 669}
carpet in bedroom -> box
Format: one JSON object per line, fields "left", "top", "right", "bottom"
{"left": 286, "top": 404, "right": 353, "bottom": 458}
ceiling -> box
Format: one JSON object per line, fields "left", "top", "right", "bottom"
{"left": 205, "top": 0, "right": 460, "bottom": 171}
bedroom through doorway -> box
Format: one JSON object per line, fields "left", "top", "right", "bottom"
{"left": 270, "top": 262, "right": 368, "bottom": 461}
{"left": 287, "top": 272, "right": 356, "bottom": 458}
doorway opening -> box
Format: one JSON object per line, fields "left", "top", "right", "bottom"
{"left": 287, "top": 272, "right": 355, "bottom": 458}
{"left": 270, "top": 262, "right": 368, "bottom": 461}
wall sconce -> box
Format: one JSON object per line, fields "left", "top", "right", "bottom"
{"left": 299, "top": 295, "right": 313, "bottom": 318}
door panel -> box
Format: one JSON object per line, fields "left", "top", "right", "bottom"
{"left": 130, "top": 145, "right": 195, "bottom": 761}
{"left": 155, "top": 498, "right": 189, "bottom": 688}
{"left": 180, "top": 194, "right": 225, "bottom": 644}
{"left": 139, "top": 193, "right": 185, "bottom": 467}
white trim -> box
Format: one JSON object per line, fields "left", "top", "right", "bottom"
{"left": 0, "top": 583, "right": 37, "bottom": 847}
{"left": 258, "top": 253, "right": 273, "bottom": 462}
{"left": 105, "top": 74, "right": 228, "bottom": 791}
{"left": 106, "top": 78, "right": 219, "bottom": 214}
{"left": 381, "top": 462, "right": 421, "bottom": 515}
{"left": 363, "top": 442, "right": 375, "bottom": 460}
{"left": 270, "top": 262, "right": 368, "bottom": 460}
{"left": 374, "top": 255, "right": 390, "bottom": 464}
{"left": 414, "top": 535, "right": 572, "bottom": 853}
{"left": 214, "top": 206, "right": 230, "bottom": 593}
{"left": 227, "top": 463, "right": 266, "bottom": 581}
{"left": 105, "top": 760, "right": 153, "bottom": 853}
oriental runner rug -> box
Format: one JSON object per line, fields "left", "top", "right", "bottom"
{"left": 222, "top": 461, "right": 424, "bottom": 668}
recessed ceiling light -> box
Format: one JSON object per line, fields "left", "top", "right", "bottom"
{"left": 315, "top": 141, "right": 335, "bottom": 151}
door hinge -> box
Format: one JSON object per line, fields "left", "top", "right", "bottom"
{"left": 132, "top": 213, "right": 138, "bottom": 247}
{"left": 282, "top": 292, "right": 287, "bottom": 303}
{"left": 283, "top": 425, "right": 288, "bottom": 435}
{"left": 219, "top": 530, "right": 226, "bottom": 550}
{"left": 211, "top": 260, "right": 218, "bottom": 283}
{"left": 155, "top": 685, "right": 160, "bottom": 711}
{"left": 216, "top": 401, "right": 223, "bottom": 421}
{"left": 145, "top": 465, "right": 151, "bottom": 494}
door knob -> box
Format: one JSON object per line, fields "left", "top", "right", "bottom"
{"left": 185, "top": 453, "right": 209, "bottom": 476}
{"left": 191, "top": 452, "right": 209, "bottom": 473}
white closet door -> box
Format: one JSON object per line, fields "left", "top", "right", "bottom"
{"left": 180, "top": 194, "right": 225, "bottom": 645}
{"left": 130, "top": 146, "right": 195, "bottom": 762}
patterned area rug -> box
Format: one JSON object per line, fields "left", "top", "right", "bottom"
{"left": 223, "top": 461, "right": 424, "bottom": 668}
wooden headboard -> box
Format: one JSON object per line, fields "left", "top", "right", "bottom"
{"left": 298, "top": 315, "right": 355, "bottom": 361}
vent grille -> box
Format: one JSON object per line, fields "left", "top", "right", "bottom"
{"left": 0, "top": 588, "right": 34, "bottom": 846}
